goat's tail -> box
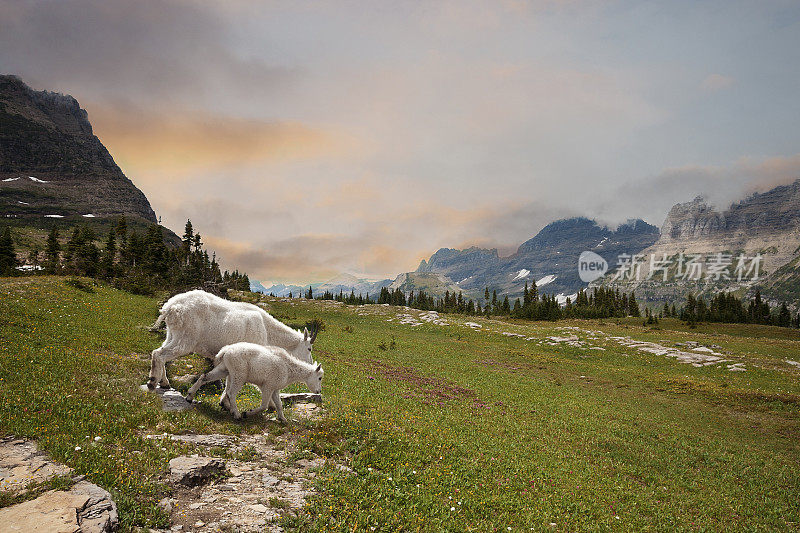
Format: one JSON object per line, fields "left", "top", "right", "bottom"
{"left": 148, "top": 311, "right": 167, "bottom": 332}
{"left": 149, "top": 302, "right": 189, "bottom": 332}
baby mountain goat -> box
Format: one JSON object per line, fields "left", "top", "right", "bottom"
{"left": 148, "top": 290, "right": 317, "bottom": 389}
{"left": 185, "top": 342, "right": 324, "bottom": 422}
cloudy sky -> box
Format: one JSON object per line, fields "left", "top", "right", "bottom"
{"left": 2, "top": 0, "right": 799, "bottom": 283}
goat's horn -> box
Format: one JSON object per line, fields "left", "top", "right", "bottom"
{"left": 310, "top": 328, "right": 319, "bottom": 343}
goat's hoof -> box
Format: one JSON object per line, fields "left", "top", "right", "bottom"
{"left": 242, "top": 412, "right": 248, "bottom": 419}
{"left": 219, "top": 401, "right": 228, "bottom": 411}
{"left": 185, "top": 394, "right": 194, "bottom": 402}
{"left": 146, "top": 382, "right": 155, "bottom": 390}
{"left": 277, "top": 418, "right": 287, "bottom": 424}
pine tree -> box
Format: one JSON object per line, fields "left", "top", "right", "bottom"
{"left": 44, "top": 227, "right": 61, "bottom": 273}
{"left": 27, "top": 247, "right": 40, "bottom": 271}
{"left": 101, "top": 230, "right": 116, "bottom": 278}
{"left": 628, "top": 291, "right": 640, "bottom": 317}
{"left": 778, "top": 302, "right": 791, "bottom": 328}
{"left": 0, "top": 227, "right": 18, "bottom": 275}
{"left": 182, "top": 219, "right": 194, "bottom": 265}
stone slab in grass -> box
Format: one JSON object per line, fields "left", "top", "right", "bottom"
{"left": 169, "top": 456, "right": 226, "bottom": 486}
{"left": 169, "top": 434, "right": 238, "bottom": 447}
{"left": 139, "top": 384, "right": 194, "bottom": 412}
{"left": 0, "top": 436, "right": 73, "bottom": 494}
{"left": 280, "top": 392, "right": 322, "bottom": 404}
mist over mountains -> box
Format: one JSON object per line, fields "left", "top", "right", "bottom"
{"left": 253, "top": 181, "right": 800, "bottom": 308}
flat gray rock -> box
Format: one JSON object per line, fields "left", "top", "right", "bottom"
{"left": 169, "top": 456, "right": 226, "bottom": 486}
{"left": 0, "top": 436, "right": 73, "bottom": 494}
{"left": 169, "top": 434, "right": 238, "bottom": 448}
{"left": 140, "top": 385, "right": 194, "bottom": 412}
{"left": 280, "top": 392, "right": 322, "bottom": 405}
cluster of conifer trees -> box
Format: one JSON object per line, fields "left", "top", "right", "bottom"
{"left": 0, "top": 219, "right": 249, "bottom": 295}
{"left": 676, "top": 290, "right": 798, "bottom": 328}
{"left": 306, "top": 282, "right": 642, "bottom": 322}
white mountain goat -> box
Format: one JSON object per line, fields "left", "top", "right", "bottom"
{"left": 147, "top": 290, "right": 317, "bottom": 389}
{"left": 185, "top": 342, "right": 324, "bottom": 422}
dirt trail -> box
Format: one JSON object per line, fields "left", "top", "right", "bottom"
{"left": 154, "top": 402, "right": 333, "bottom": 533}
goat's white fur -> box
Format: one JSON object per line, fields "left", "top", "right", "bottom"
{"left": 148, "top": 290, "right": 315, "bottom": 389}
{"left": 185, "top": 342, "right": 324, "bottom": 422}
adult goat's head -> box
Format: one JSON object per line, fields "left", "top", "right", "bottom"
{"left": 290, "top": 326, "right": 318, "bottom": 363}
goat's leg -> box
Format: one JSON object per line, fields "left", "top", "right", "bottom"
{"left": 148, "top": 341, "right": 185, "bottom": 389}
{"left": 272, "top": 391, "right": 287, "bottom": 423}
{"left": 225, "top": 380, "right": 245, "bottom": 420}
{"left": 147, "top": 349, "right": 172, "bottom": 390}
{"left": 185, "top": 364, "right": 229, "bottom": 402}
{"left": 243, "top": 385, "right": 272, "bottom": 419}
{"left": 218, "top": 377, "right": 231, "bottom": 411}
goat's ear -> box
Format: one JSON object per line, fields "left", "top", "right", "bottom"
{"left": 303, "top": 327, "right": 309, "bottom": 341}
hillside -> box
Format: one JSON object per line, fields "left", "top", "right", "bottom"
{"left": 2, "top": 277, "right": 799, "bottom": 530}
{"left": 0, "top": 75, "right": 178, "bottom": 248}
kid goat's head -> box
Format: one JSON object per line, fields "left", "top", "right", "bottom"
{"left": 305, "top": 362, "right": 324, "bottom": 394}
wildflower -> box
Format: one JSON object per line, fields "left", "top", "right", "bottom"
{"left": 75, "top": 446, "right": 81, "bottom": 451}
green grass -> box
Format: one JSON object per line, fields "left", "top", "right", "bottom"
{"left": 1, "top": 277, "right": 799, "bottom": 531}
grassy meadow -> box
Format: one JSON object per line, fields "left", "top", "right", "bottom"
{"left": 1, "top": 276, "right": 799, "bottom": 531}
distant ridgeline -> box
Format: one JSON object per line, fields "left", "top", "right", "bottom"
{"left": 0, "top": 75, "right": 250, "bottom": 294}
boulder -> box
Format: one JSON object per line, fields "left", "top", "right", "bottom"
{"left": 168, "top": 456, "right": 225, "bottom": 486}
{"left": 140, "top": 385, "right": 194, "bottom": 412}
{"left": 0, "top": 481, "right": 118, "bottom": 532}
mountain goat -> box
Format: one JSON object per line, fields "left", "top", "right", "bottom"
{"left": 185, "top": 342, "right": 324, "bottom": 422}
{"left": 147, "top": 290, "right": 317, "bottom": 389}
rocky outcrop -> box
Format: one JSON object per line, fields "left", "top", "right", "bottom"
{"left": 388, "top": 271, "right": 463, "bottom": 296}
{"left": 0, "top": 74, "right": 160, "bottom": 229}
{"left": 0, "top": 437, "right": 118, "bottom": 532}
{"left": 660, "top": 181, "right": 800, "bottom": 244}
{"left": 169, "top": 456, "right": 226, "bottom": 486}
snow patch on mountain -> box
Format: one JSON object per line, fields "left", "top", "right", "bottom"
{"left": 555, "top": 292, "right": 578, "bottom": 305}
{"left": 536, "top": 274, "right": 556, "bottom": 287}
{"left": 512, "top": 269, "right": 530, "bottom": 281}
{"left": 28, "top": 176, "right": 49, "bottom": 183}
{"left": 2, "top": 177, "right": 20, "bottom": 182}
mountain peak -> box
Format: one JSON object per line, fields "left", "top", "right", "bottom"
{"left": 0, "top": 74, "right": 158, "bottom": 225}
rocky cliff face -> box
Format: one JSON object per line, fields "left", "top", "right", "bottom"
{"left": 660, "top": 181, "right": 800, "bottom": 244}
{"left": 600, "top": 179, "right": 800, "bottom": 305}
{"left": 0, "top": 75, "right": 157, "bottom": 225}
